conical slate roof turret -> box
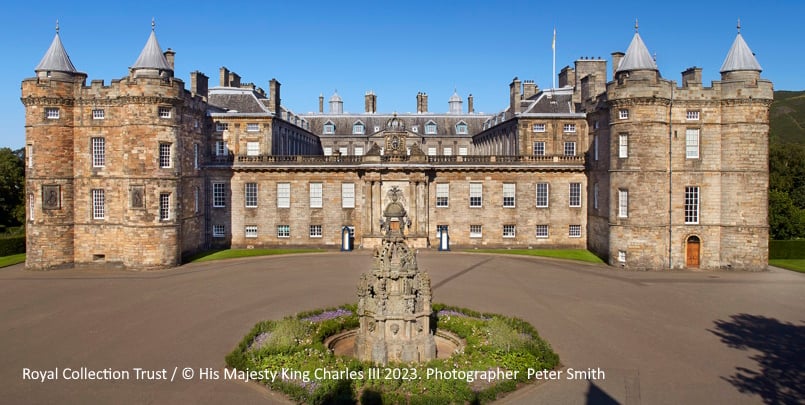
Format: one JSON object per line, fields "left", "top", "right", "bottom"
{"left": 616, "top": 21, "right": 657, "bottom": 72}
{"left": 131, "top": 20, "right": 172, "bottom": 71}
{"left": 35, "top": 22, "right": 77, "bottom": 74}
{"left": 720, "top": 22, "right": 762, "bottom": 73}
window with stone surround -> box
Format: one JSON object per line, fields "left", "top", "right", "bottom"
{"left": 532, "top": 123, "right": 546, "bottom": 132}
{"left": 459, "top": 147, "right": 468, "bottom": 156}
{"left": 470, "top": 225, "right": 482, "bottom": 238}
{"left": 534, "top": 141, "right": 545, "bottom": 156}
{"left": 245, "top": 225, "right": 258, "bottom": 238}
{"left": 503, "top": 224, "right": 516, "bottom": 238}
{"left": 443, "top": 147, "right": 452, "bottom": 156}
{"left": 536, "top": 183, "right": 549, "bottom": 208}
{"left": 618, "top": 250, "right": 627, "bottom": 262}
{"left": 92, "top": 189, "right": 105, "bottom": 219}
{"left": 593, "top": 183, "right": 599, "bottom": 210}
{"left": 619, "top": 109, "right": 629, "bottom": 120}
{"left": 92, "top": 137, "right": 105, "bottom": 167}
{"left": 686, "top": 128, "right": 700, "bottom": 159}
{"left": 309, "top": 225, "right": 322, "bottom": 238}
{"left": 159, "top": 143, "right": 171, "bottom": 168}
{"left": 245, "top": 183, "right": 258, "bottom": 208}
{"left": 569, "top": 183, "right": 582, "bottom": 207}
{"left": 685, "top": 186, "right": 699, "bottom": 224}
{"left": 46, "top": 108, "right": 59, "bottom": 119}
{"left": 354, "top": 146, "right": 364, "bottom": 156}
{"left": 246, "top": 123, "right": 259, "bottom": 132}
{"left": 159, "top": 193, "right": 170, "bottom": 221}
{"left": 215, "top": 122, "right": 229, "bottom": 132}
{"left": 427, "top": 147, "right": 437, "bottom": 156}
{"left": 215, "top": 141, "right": 228, "bottom": 157}
{"left": 503, "top": 183, "right": 516, "bottom": 208}
{"left": 29, "top": 194, "right": 34, "bottom": 221}
{"left": 342, "top": 183, "right": 355, "bottom": 208}
{"left": 618, "top": 189, "right": 628, "bottom": 218}
{"left": 310, "top": 183, "right": 323, "bottom": 208}
{"left": 277, "top": 183, "right": 290, "bottom": 208}
{"left": 339, "top": 147, "right": 348, "bottom": 156}
{"left": 436, "top": 183, "right": 449, "bottom": 207}
{"left": 194, "top": 187, "right": 199, "bottom": 213}
{"left": 158, "top": 106, "right": 171, "bottom": 119}
{"left": 563, "top": 123, "right": 576, "bottom": 133}
{"left": 213, "top": 225, "right": 225, "bottom": 238}
{"left": 594, "top": 135, "right": 599, "bottom": 161}
{"left": 92, "top": 109, "right": 105, "bottom": 120}
{"left": 469, "top": 183, "right": 483, "bottom": 207}
{"left": 246, "top": 142, "right": 260, "bottom": 156}
{"left": 536, "top": 224, "right": 549, "bottom": 238}
{"left": 194, "top": 144, "right": 199, "bottom": 169}
{"left": 277, "top": 225, "right": 290, "bottom": 238}
{"left": 212, "top": 182, "right": 226, "bottom": 207}
{"left": 686, "top": 110, "right": 700, "bottom": 121}
{"left": 619, "top": 134, "right": 628, "bottom": 158}
{"left": 323, "top": 147, "right": 332, "bottom": 156}
{"left": 26, "top": 144, "right": 33, "bottom": 168}
{"left": 564, "top": 142, "right": 576, "bottom": 156}
{"left": 569, "top": 225, "right": 581, "bottom": 238}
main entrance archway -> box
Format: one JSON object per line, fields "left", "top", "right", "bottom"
{"left": 686, "top": 235, "right": 701, "bottom": 267}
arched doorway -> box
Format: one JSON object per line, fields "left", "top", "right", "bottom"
{"left": 686, "top": 236, "right": 700, "bottom": 268}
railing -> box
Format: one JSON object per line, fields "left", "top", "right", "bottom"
{"left": 209, "top": 154, "right": 585, "bottom": 166}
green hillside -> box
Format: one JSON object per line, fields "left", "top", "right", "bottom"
{"left": 770, "top": 90, "right": 805, "bottom": 145}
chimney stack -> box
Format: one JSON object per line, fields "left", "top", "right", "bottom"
{"left": 681, "top": 67, "right": 702, "bottom": 88}
{"left": 365, "top": 91, "right": 377, "bottom": 113}
{"left": 269, "top": 78, "right": 281, "bottom": 114}
{"left": 611, "top": 52, "right": 625, "bottom": 79}
{"left": 522, "top": 80, "right": 537, "bottom": 99}
{"left": 421, "top": 92, "right": 428, "bottom": 113}
{"left": 190, "top": 71, "right": 208, "bottom": 98}
{"left": 319, "top": 94, "right": 324, "bottom": 113}
{"left": 163, "top": 48, "right": 175, "bottom": 70}
{"left": 509, "top": 77, "right": 521, "bottom": 114}
{"left": 468, "top": 94, "right": 474, "bottom": 114}
{"left": 229, "top": 72, "right": 241, "bottom": 88}
{"left": 219, "top": 67, "right": 230, "bottom": 87}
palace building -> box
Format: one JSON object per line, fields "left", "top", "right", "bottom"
{"left": 21, "top": 22, "right": 772, "bottom": 270}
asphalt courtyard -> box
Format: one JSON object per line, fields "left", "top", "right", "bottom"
{"left": 1, "top": 251, "right": 803, "bottom": 404}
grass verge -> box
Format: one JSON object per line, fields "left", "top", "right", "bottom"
{"left": 466, "top": 248, "right": 604, "bottom": 263}
{"left": 0, "top": 253, "right": 26, "bottom": 268}
{"left": 769, "top": 259, "right": 805, "bottom": 273}
{"left": 188, "top": 248, "right": 325, "bottom": 263}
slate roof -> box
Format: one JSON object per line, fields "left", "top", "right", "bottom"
{"left": 522, "top": 88, "right": 575, "bottom": 115}
{"left": 720, "top": 33, "right": 762, "bottom": 73}
{"left": 131, "top": 30, "right": 172, "bottom": 71}
{"left": 208, "top": 88, "right": 271, "bottom": 114}
{"left": 35, "top": 32, "right": 77, "bottom": 73}
{"left": 616, "top": 32, "right": 657, "bottom": 72}
{"left": 302, "top": 113, "right": 489, "bottom": 137}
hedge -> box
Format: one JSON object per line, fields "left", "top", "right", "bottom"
{"left": 0, "top": 235, "right": 25, "bottom": 256}
{"left": 769, "top": 240, "right": 805, "bottom": 259}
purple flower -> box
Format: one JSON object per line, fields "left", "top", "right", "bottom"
{"left": 301, "top": 308, "right": 353, "bottom": 322}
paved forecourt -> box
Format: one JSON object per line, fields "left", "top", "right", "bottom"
{"left": 1, "top": 251, "right": 803, "bottom": 404}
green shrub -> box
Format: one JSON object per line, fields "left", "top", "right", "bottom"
{"left": 0, "top": 235, "right": 25, "bottom": 256}
{"left": 769, "top": 240, "right": 805, "bottom": 259}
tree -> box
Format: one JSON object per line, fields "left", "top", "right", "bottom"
{"left": 769, "top": 143, "right": 805, "bottom": 239}
{"left": 0, "top": 147, "right": 25, "bottom": 228}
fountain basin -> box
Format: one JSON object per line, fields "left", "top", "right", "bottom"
{"left": 325, "top": 328, "right": 465, "bottom": 360}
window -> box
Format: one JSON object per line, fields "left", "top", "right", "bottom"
{"left": 412, "top": 126, "right": 419, "bottom": 133}
{"left": 503, "top": 183, "right": 516, "bottom": 207}
{"left": 532, "top": 123, "right": 546, "bottom": 132}
{"left": 46, "top": 108, "right": 59, "bottom": 119}
{"left": 593, "top": 183, "right": 599, "bottom": 210}
{"left": 277, "top": 183, "right": 290, "bottom": 208}
{"left": 216, "top": 122, "right": 229, "bottom": 132}
{"left": 29, "top": 194, "right": 34, "bottom": 221}
{"left": 159, "top": 193, "right": 170, "bottom": 220}
{"left": 686, "top": 110, "right": 700, "bottom": 121}
{"left": 470, "top": 225, "right": 482, "bottom": 238}
{"left": 619, "top": 109, "right": 629, "bottom": 120}
{"left": 245, "top": 183, "right": 258, "bottom": 208}
{"left": 323, "top": 147, "right": 332, "bottom": 156}
{"left": 309, "top": 183, "right": 322, "bottom": 208}
{"left": 246, "top": 123, "right": 259, "bottom": 132}
{"left": 456, "top": 122, "right": 468, "bottom": 134}
{"left": 686, "top": 128, "right": 700, "bottom": 159}
{"left": 215, "top": 141, "right": 228, "bottom": 156}
{"left": 213, "top": 225, "right": 225, "bottom": 238}
{"left": 342, "top": 183, "right": 355, "bottom": 208}
{"left": 685, "top": 186, "right": 699, "bottom": 224}
{"left": 503, "top": 225, "right": 516, "bottom": 238}
{"left": 354, "top": 146, "right": 364, "bottom": 156}
{"left": 92, "top": 189, "right": 105, "bottom": 219}
{"left": 277, "top": 225, "right": 290, "bottom": 238}
{"left": 459, "top": 147, "right": 468, "bottom": 156}
{"left": 245, "top": 225, "right": 258, "bottom": 238}
{"left": 309, "top": 225, "right": 322, "bottom": 238}
{"left": 425, "top": 122, "right": 437, "bottom": 134}
{"left": 619, "top": 134, "right": 628, "bottom": 158}
{"left": 338, "top": 147, "right": 348, "bottom": 156}
{"left": 618, "top": 189, "right": 628, "bottom": 218}
{"left": 569, "top": 225, "right": 582, "bottom": 238}
{"left": 469, "top": 183, "right": 482, "bottom": 207}
{"left": 159, "top": 143, "right": 171, "bottom": 168}
{"left": 563, "top": 123, "right": 576, "bottom": 133}
{"left": 194, "top": 144, "right": 199, "bottom": 169}
{"left": 323, "top": 122, "right": 335, "bottom": 134}
{"left": 26, "top": 144, "right": 33, "bottom": 168}
{"left": 593, "top": 135, "right": 599, "bottom": 161}
{"left": 436, "top": 183, "right": 449, "bottom": 207}
{"left": 194, "top": 187, "right": 199, "bottom": 213}
{"left": 374, "top": 126, "right": 380, "bottom": 132}
{"left": 533, "top": 141, "right": 545, "bottom": 156}
{"left": 352, "top": 122, "right": 365, "bottom": 134}
{"left": 564, "top": 142, "right": 576, "bottom": 156}
{"left": 536, "top": 183, "right": 549, "bottom": 207}
{"left": 569, "top": 183, "right": 582, "bottom": 207}
{"left": 618, "top": 250, "right": 627, "bottom": 263}
{"left": 158, "top": 106, "right": 171, "bottom": 118}
{"left": 92, "top": 109, "right": 105, "bottom": 120}
{"left": 246, "top": 142, "right": 260, "bottom": 156}
{"left": 536, "top": 225, "right": 549, "bottom": 238}
{"left": 427, "top": 147, "right": 437, "bottom": 156}
{"left": 92, "top": 137, "right": 105, "bottom": 167}
{"left": 212, "top": 182, "right": 226, "bottom": 207}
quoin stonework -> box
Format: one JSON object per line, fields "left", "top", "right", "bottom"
{"left": 21, "top": 21, "right": 772, "bottom": 271}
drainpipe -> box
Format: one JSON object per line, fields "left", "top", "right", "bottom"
{"left": 668, "top": 86, "right": 674, "bottom": 270}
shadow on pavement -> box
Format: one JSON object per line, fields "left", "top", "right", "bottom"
{"left": 709, "top": 314, "right": 805, "bottom": 404}
{"left": 586, "top": 380, "right": 619, "bottom": 405}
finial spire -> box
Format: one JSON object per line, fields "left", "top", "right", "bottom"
{"left": 55, "top": 20, "right": 59, "bottom": 35}
{"left": 737, "top": 18, "right": 741, "bottom": 33}
{"left": 151, "top": 18, "right": 155, "bottom": 31}
{"left": 634, "top": 18, "right": 639, "bottom": 33}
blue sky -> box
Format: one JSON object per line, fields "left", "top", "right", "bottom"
{"left": 2, "top": 0, "right": 802, "bottom": 149}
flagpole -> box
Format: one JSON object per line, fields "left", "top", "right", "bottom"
{"left": 552, "top": 26, "right": 556, "bottom": 90}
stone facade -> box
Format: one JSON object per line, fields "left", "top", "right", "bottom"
{"left": 22, "top": 26, "right": 771, "bottom": 270}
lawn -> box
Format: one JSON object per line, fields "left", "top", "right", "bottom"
{"left": 0, "top": 254, "right": 26, "bottom": 268}
{"left": 769, "top": 259, "right": 805, "bottom": 273}
{"left": 188, "top": 248, "right": 325, "bottom": 263}
{"left": 466, "top": 248, "right": 604, "bottom": 263}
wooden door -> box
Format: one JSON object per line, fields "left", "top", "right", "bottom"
{"left": 686, "top": 238, "right": 700, "bottom": 267}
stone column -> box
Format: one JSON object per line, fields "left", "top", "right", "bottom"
{"left": 373, "top": 180, "right": 382, "bottom": 235}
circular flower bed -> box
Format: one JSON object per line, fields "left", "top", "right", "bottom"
{"left": 226, "top": 304, "right": 559, "bottom": 404}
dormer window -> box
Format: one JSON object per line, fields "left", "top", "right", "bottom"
{"left": 425, "top": 121, "right": 437, "bottom": 134}
{"left": 352, "top": 121, "right": 365, "bottom": 134}
{"left": 455, "top": 121, "right": 468, "bottom": 134}
{"left": 216, "top": 122, "right": 229, "bottom": 132}
{"left": 323, "top": 121, "right": 335, "bottom": 134}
